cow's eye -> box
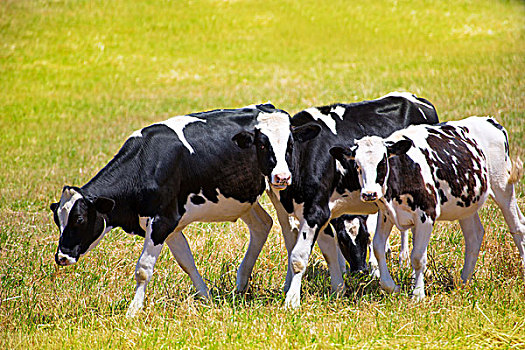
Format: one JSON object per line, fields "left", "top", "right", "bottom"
{"left": 259, "top": 144, "right": 265, "bottom": 150}
{"left": 76, "top": 216, "right": 85, "bottom": 225}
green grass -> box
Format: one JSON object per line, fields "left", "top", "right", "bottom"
{"left": 1, "top": 0, "right": 524, "bottom": 348}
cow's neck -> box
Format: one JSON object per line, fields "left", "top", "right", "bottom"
{"left": 81, "top": 159, "right": 144, "bottom": 236}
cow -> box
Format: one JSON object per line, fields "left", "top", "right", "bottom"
{"left": 266, "top": 91, "right": 439, "bottom": 308}
{"left": 329, "top": 116, "right": 525, "bottom": 300}
{"left": 330, "top": 214, "right": 410, "bottom": 278}
{"left": 327, "top": 215, "right": 370, "bottom": 274}
{"left": 50, "top": 103, "right": 320, "bottom": 317}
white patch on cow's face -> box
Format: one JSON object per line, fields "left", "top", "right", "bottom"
{"left": 344, "top": 218, "right": 361, "bottom": 245}
{"left": 158, "top": 115, "right": 206, "bottom": 154}
{"left": 331, "top": 106, "right": 345, "bottom": 120}
{"left": 256, "top": 111, "right": 292, "bottom": 189}
{"left": 354, "top": 136, "right": 388, "bottom": 202}
{"left": 305, "top": 107, "right": 337, "bottom": 134}
{"left": 379, "top": 91, "right": 434, "bottom": 110}
{"left": 56, "top": 249, "right": 77, "bottom": 265}
{"left": 335, "top": 159, "right": 347, "bottom": 176}
{"left": 57, "top": 188, "right": 83, "bottom": 233}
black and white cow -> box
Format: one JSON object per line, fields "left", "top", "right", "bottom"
{"left": 330, "top": 116, "right": 525, "bottom": 300}
{"left": 330, "top": 214, "right": 410, "bottom": 278}
{"left": 50, "top": 104, "right": 320, "bottom": 317}
{"left": 267, "top": 92, "right": 439, "bottom": 307}
{"left": 328, "top": 215, "right": 370, "bottom": 274}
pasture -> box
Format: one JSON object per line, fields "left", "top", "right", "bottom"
{"left": 1, "top": 0, "right": 524, "bottom": 348}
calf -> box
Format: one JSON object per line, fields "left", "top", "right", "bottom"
{"left": 331, "top": 214, "right": 410, "bottom": 278}
{"left": 328, "top": 215, "right": 369, "bottom": 274}
{"left": 267, "top": 92, "right": 439, "bottom": 307}
{"left": 330, "top": 116, "right": 525, "bottom": 300}
{"left": 50, "top": 104, "right": 320, "bottom": 317}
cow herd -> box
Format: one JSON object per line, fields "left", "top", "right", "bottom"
{"left": 50, "top": 92, "right": 524, "bottom": 316}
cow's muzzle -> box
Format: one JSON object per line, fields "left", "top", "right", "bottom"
{"left": 271, "top": 173, "right": 291, "bottom": 190}
{"left": 361, "top": 191, "right": 378, "bottom": 202}
{"left": 55, "top": 250, "right": 77, "bottom": 266}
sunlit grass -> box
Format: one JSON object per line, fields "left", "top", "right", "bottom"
{"left": 1, "top": 0, "right": 524, "bottom": 348}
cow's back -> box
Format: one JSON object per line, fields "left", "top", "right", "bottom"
{"left": 387, "top": 123, "right": 490, "bottom": 223}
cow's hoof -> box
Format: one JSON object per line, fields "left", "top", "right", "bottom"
{"left": 411, "top": 288, "right": 425, "bottom": 302}
{"left": 380, "top": 281, "right": 400, "bottom": 294}
{"left": 126, "top": 302, "right": 142, "bottom": 318}
{"left": 284, "top": 293, "right": 301, "bottom": 309}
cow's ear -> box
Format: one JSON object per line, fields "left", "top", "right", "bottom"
{"left": 50, "top": 202, "right": 59, "bottom": 212}
{"left": 386, "top": 139, "right": 412, "bottom": 157}
{"left": 329, "top": 146, "right": 355, "bottom": 161}
{"left": 94, "top": 197, "right": 115, "bottom": 214}
{"left": 292, "top": 123, "right": 321, "bottom": 143}
{"left": 232, "top": 131, "right": 255, "bottom": 149}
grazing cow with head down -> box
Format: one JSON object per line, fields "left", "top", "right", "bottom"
{"left": 330, "top": 116, "right": 525, "bottom": 300}
{"left": 267, "top": 92, "right": 439, "bottom": 307}
{"left": 50, "top": 103, "right": 320, "bottom": 317}
{"left": 331, "top": 214, "right": 410, "bottom": 278}
{"left": 328, "top": 215, "right": 370, "bottom": 274}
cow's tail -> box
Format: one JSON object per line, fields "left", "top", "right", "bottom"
{"left": 509, "top": 157, "right": 524, "bottom": 184}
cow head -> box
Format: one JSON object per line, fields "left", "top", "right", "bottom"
{"left": 232, "top": 107, "right": 320, "bottom": 190}
{"left": 330, "top": 136, "right": 413, "bottom": 202}
{"left": 331, "top": 215, "right": 369, "bottom": 273}
{"left": 50, "top": 186, "right": 114, "bottom": 266}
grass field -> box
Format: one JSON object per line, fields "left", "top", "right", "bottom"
{"left": 1, "top": 0, "right": 524, "bottom": 348}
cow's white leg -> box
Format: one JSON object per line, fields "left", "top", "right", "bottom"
{"left": 237, "top": 203, "right": 273, "bottom": 292}
{"left": 410, "top": 220, "right": 433, "bottom": 302}
{"left": 336, "top": 243, "right": 347, "bottom": 275}
{"left": 373, "top": 213, "right": 397, "bottom": 293}
{"left": 512, "top": 234, "right": 525, "bottom": 276}
{"left": 368, "top": 239, "right": 380, "bottom": 278}
{"left": 267, "top": 190, "right": 298, "bottom": 293}
{"left": 317, "top": 231, "right": 345, "bottom": 295}
{"left": 127, "top": 221, "right": 164, "bottom": 318}
{"left": 165, "top": 231, "right": 209, "bottom": 299}
{"left": 399, "top": 229, "right": 410, "bottom": 265}
{"left": 284, "top": 221, "right": 319, "bottom": 308}
{"left": 491, "top": 181, "right": 525, "bottom": 275}
{"left": 458, "top": 212, "right": 485, "bottom": 283}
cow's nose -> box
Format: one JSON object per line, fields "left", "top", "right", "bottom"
{"left": 361, "top": 192, "right": 378, "bottom": 202}
{"left": 55, "top": 252, "right": 73, "bottom": 266}
{"left": 55, "top": 253, "right": 66, "bottom": 266}
{"left": 273, "top": 173, "right": 291, "bottom": 185}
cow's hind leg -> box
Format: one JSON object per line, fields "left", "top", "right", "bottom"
{"left": 165, "top": 231, "right": 210, "bottom": 299}
{"left": 410, "top": 219, "right": 433, "bottom": 302}
{"left": 491, "top": 178, "right": 525, "bottom": 275}
{"left": 237, "top": 203, "right": 273, "bottom": 292}
{"left": 127, "top": 219, "right": 164, "bottom": 318}
{"left": 399, "top": 229, "right": 410, "bottom": 266}
{"left": 458, "top": 212, "right": 485, "bottom": 283}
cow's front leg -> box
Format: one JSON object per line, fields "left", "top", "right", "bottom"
{"left": 165, "top": 231, "right": 209, "bottom": 299}
{"left": 267, "top": 190, "right": 299, "bottom": 293}
{"left": 373, "top": 212, "right": 398, "bottom": 294}
{"left": 410, "top": 219, "right": 433, "bottom": 302}
{"left": 317, "top": 230, "right": 345, "bottom": 296}
{"left": 127, "top": 219, "right": 164, "bottom": 318}
{"left": 236, "top": 203, "right": 273, "bottom": 292}
{"left": 284, "top": 220, "right": 320, "bottom": 309}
